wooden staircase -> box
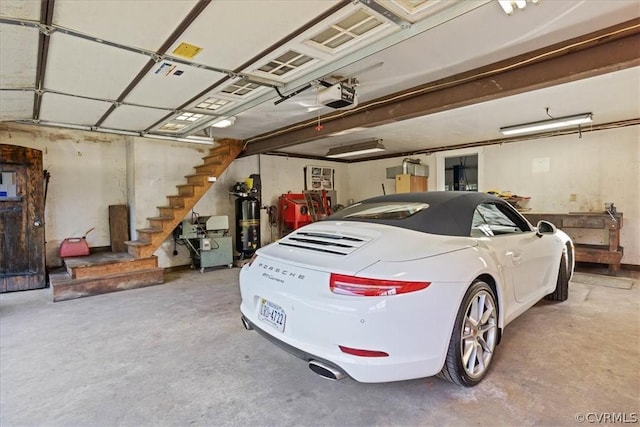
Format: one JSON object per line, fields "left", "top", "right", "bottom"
{"left": 125, "top": 139, "right": 244, "bottom": 258}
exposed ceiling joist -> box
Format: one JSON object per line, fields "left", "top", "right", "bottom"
{"left": 242, "top": 19, "right": 640, "bottom": 156}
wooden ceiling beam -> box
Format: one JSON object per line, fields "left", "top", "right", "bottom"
{"left": 242, "top": 19, "right": 640, "bottom": 156}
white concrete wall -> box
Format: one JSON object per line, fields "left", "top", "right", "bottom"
{"left": 483, "top": 126, "right": 640, "bottom": 265}
{"left": 1, "top": 124, "right": 128, "bottom": 266}
{"left": 345, "top": 127, "right": 639, "bottom": 265}
{"left": 0, "top": 124, "right": 259, "bottom": 268}
{"left": 346, "top": 154, "right": 436, "bottom": 200}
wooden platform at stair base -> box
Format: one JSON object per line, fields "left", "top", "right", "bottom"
{"left": 50, "top": 252, "right": 164, "bottom": 302}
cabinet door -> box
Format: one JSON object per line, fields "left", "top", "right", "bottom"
{"left": 395, "top": 174, "right": 428, "bottom": 193}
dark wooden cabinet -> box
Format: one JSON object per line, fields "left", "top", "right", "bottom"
{"left": 0, "top": 144, "right": 46, "bottom": 291}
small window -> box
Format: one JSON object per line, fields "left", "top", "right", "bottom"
{"left": 331, "top": 202, "right": 429, "bottom": 220}
{"left": 0, "top": 171, "right": 18, "bottom": 199}
{"left": 221, "top": 78, "right": 261, "bottom": 97}
{"left": 195, "top": 97, "right": 232, "bottom": 111}
{"left": 257, "top": 50, "right": 314, "bottom": 77}
{"left": 471, "top": 203, "right": 530, "bottom": 236}
{"left": 308, "top": 8, "right": 384, "bottom": 51}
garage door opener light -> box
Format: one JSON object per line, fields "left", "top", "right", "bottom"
{"left": 326, "top": 139, "right": 385, "bottom": 158}
{"left": 499, "top": 113, "right": 593, "bottom": 136}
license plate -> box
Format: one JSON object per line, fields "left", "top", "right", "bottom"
{"left": 259, "top": 298, "right": 286, "bottom": 333}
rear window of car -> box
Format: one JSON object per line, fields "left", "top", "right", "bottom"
{"left": 330, "top": 202, "right": 429, "bottom": 220}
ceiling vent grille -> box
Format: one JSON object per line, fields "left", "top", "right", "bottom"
{"left": 257, "top": 50, "right": 314, "bottom": 77}
{"left": 307, "top": 8, "right": 384, "bottom": 51}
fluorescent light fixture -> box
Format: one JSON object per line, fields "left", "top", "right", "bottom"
{"left": 500, "top": 113, "right": 593, "bottom": 136}
{"left": 210, "top": 116, "right": 236, "bottom": 128}
{"left": 326, "top": 139, "right": 385, "bottom": 158}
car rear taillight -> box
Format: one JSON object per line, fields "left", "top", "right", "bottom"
{"left": 329, "top": 273, "right": 429, "bottom": 296}
{"left": 339, "top": 345, "right": 389, "bottom": 357}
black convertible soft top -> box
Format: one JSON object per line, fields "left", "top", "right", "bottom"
{"left": 327, "top": 191, "right": 524, "bottom": 237}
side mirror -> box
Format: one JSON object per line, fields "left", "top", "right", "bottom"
{"left": 536, "top": 220, "right": 557, "bottom": 237}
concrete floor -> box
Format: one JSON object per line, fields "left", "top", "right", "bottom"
{"left": 1, "top": 267, "right": 638, "bottom": 426}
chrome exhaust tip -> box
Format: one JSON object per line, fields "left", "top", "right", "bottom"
{"left": 308, "top": 360, "right": 346, "bottom": 381}
{"left": 241, "top": 317, "right": 253, "bottom": 330}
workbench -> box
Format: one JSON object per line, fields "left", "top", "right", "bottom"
{"left": 524, "top": 211, "right": 623, "bottom": 275}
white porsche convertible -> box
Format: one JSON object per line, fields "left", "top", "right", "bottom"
{"left": 239, "top": 191, "right": 574, "bottom": 386}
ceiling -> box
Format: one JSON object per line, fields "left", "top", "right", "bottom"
{"left": 1, "top": 0, "right": 639, "bottom": 161}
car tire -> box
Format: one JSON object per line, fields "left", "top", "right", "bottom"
{"left": 438, "top": 280, "right": 498, "bottom": 387}
{"left": 545, "top": 253, "right": 569, "bottom": 302}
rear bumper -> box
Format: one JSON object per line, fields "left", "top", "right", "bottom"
{"left": 239, "top": 300, "right": 453, "bottom": 383}
{"left": 241, "top": 315, "right": 348, "bottom": 379}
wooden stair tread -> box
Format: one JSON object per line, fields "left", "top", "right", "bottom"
{"left": 63, "top": 252, "right": 149, "bottom": 267}
{"left": 136, "top": 228, "right": 163, "bottom": 233}
{"left": 50, "top": 267, "right": 165, "bottom": 302}
{"left": 125, "top": 240, "right": 151, "bottom": 246}
{"left": 50, "top": 267, "right": 163, "bottom": 285}
{"left": 147, "top": 216, "right": 173, "bottom": 221}
{"left": 200, "top": 157, "right": 223, "bottom": 164}
{"left": 63, "top": 254, "right": 159, "bottom": 279}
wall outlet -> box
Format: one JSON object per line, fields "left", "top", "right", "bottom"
{"left": 569, "top": 194, "right": 577, "bottom": 202}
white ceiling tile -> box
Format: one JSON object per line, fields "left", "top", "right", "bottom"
{"left": 39, "top": 92, "right": 112, "bottom": 125}
{"left": 52, "top": 0, "right": 198, "bottom": 51}
{"left": 0, "top": 90, "right": 33, "bottom": 121}
{"left": 101, "top": 105, "right": 173, "bottom": 132}
{"left": 124, "top": 60, "right": 226, "bottom": 109}
{"left": 0, "top": 24, "right": 39, "bottom": 87}
{"left": 44, "top": 33, "right": 149, "bottom": 100}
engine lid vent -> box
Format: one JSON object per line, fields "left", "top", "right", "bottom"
{"left": 278, "top": 230, "right": 371, "bottom": 256}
